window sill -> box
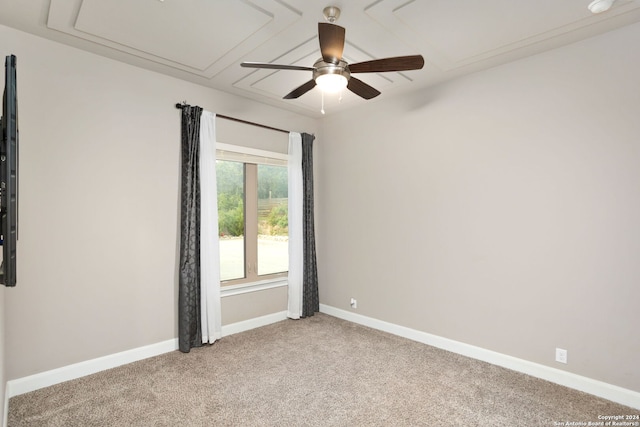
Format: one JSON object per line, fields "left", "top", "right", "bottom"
{"left": 220, "top": 278, "right": 288, "bottom": 298}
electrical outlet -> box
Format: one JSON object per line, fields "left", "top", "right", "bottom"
{"left": 350, "top": 298, "right": 357, "bottom": 309}
{"left": 555, "top": 348, "right": 568, "bottom": 364}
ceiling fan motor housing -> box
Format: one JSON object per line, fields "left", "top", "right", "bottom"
{"left": 312, "top": 58, "right": 350, "bottom": 81}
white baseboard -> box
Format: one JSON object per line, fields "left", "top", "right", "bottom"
{"left": 6, "top": 310, "right": 288, "bottom": 402}
{"left": 319, "top": 304, "right": 640, "bottom": 410}
{"left": 221, "top": 310, "right": 288, "bottom": 337}
{"left": 6, "top": 306, "right": 637, "bottom": 416}
{"left": 7, "top": 338, "right": 179, "bottom": 399}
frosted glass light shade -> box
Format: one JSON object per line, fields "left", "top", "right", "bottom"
{"left": 315, "top": 74, "right": 348, "bottom": 93}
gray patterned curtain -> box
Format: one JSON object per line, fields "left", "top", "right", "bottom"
{"left": 301, "top": 133, "right": 319, "bottom": 317}
{"left": 178, "top": 105, "right": 204, "bottom": 352}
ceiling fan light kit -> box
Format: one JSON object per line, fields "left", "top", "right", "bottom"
{"left": 240, "top": 6, "right": 425, "bottom": 102}
{"left": 315, "top": 74, "right": 348, "bottom": 93}
{"left": 313, "top": 58, "right": 350, "bottom": 93}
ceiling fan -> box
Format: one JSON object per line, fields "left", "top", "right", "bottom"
{"left": 240, "top": 6, "right": 425, "bottom": 101}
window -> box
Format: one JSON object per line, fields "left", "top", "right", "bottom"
{"left": 216, "top": 144, "right": 288, "bottom": 286}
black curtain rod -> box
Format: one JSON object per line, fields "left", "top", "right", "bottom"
{"left": 175, "top": 103, "right": 289, "bottom": 135}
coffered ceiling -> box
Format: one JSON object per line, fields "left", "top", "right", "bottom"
{"left": 2, "top": 0, "right": 640, "bottom": 116}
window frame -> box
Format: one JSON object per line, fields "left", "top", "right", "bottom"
{"left": 216, "top": 143, "right": 289, "bottom": 296}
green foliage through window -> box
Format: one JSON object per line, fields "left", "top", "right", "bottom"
{"left": 218, "top": 193, "right": 244, "bottom": 236}
{"left": 265, "top": 204, "right": 288, "bottom": 235}
{"left": 216, "top": 160, "right": 244, "bottom": 237}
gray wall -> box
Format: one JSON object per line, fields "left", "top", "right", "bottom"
{"left": 2, "top": 16, "right": 638, "bottom": 402}
{"left": 1, "top": 24, "right": 317, "bottom": 380}
{"left": 317, "top": 22, "right": 640, "bottom": 393}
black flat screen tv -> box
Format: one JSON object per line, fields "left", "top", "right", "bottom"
{"left": 1, "top": 54, "right": 18, "bottom": 287}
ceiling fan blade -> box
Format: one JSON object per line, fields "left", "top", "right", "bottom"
{"left": 347, "top": 77, "right": 381, "bottom": 100}
{"left": 349, "top": 55, "right": 425, "bottom": 73}
{"left": 283, "top": 79, "right": 317, "bottom": 99}
{"left": 241, "top": 62, "right": 314, "bottom": 71}
{"left": 318, "top": 22, "right": 345, "bottom": 64}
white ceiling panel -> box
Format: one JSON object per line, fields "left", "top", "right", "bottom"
{"left": 367, "top": 0, "right": 640, "bottom": 72}
{"left": 74, "top": 0, "right": 272, "bottom": 71}
{"left": 2, "top": 0, "right": 639, "bottom": 117}
{"left": 252, "top": 69, "right": 312, "bottom": 98}
{"left": 394, "top": 0, "right": 595, "bottom": 63}
{"left": 46, "top": 0, "right": 302, "bottom": 78}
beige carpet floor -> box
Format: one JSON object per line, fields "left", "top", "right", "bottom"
{"left": 8, "top": 313, "right": 637, "bottom": 426}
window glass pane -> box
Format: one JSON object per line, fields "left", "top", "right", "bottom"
{"left": 257, "top": 164, "right": 288, "bottom": 276}
{"left": 216, "top": 160, "right": 245, "bottom": 281}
